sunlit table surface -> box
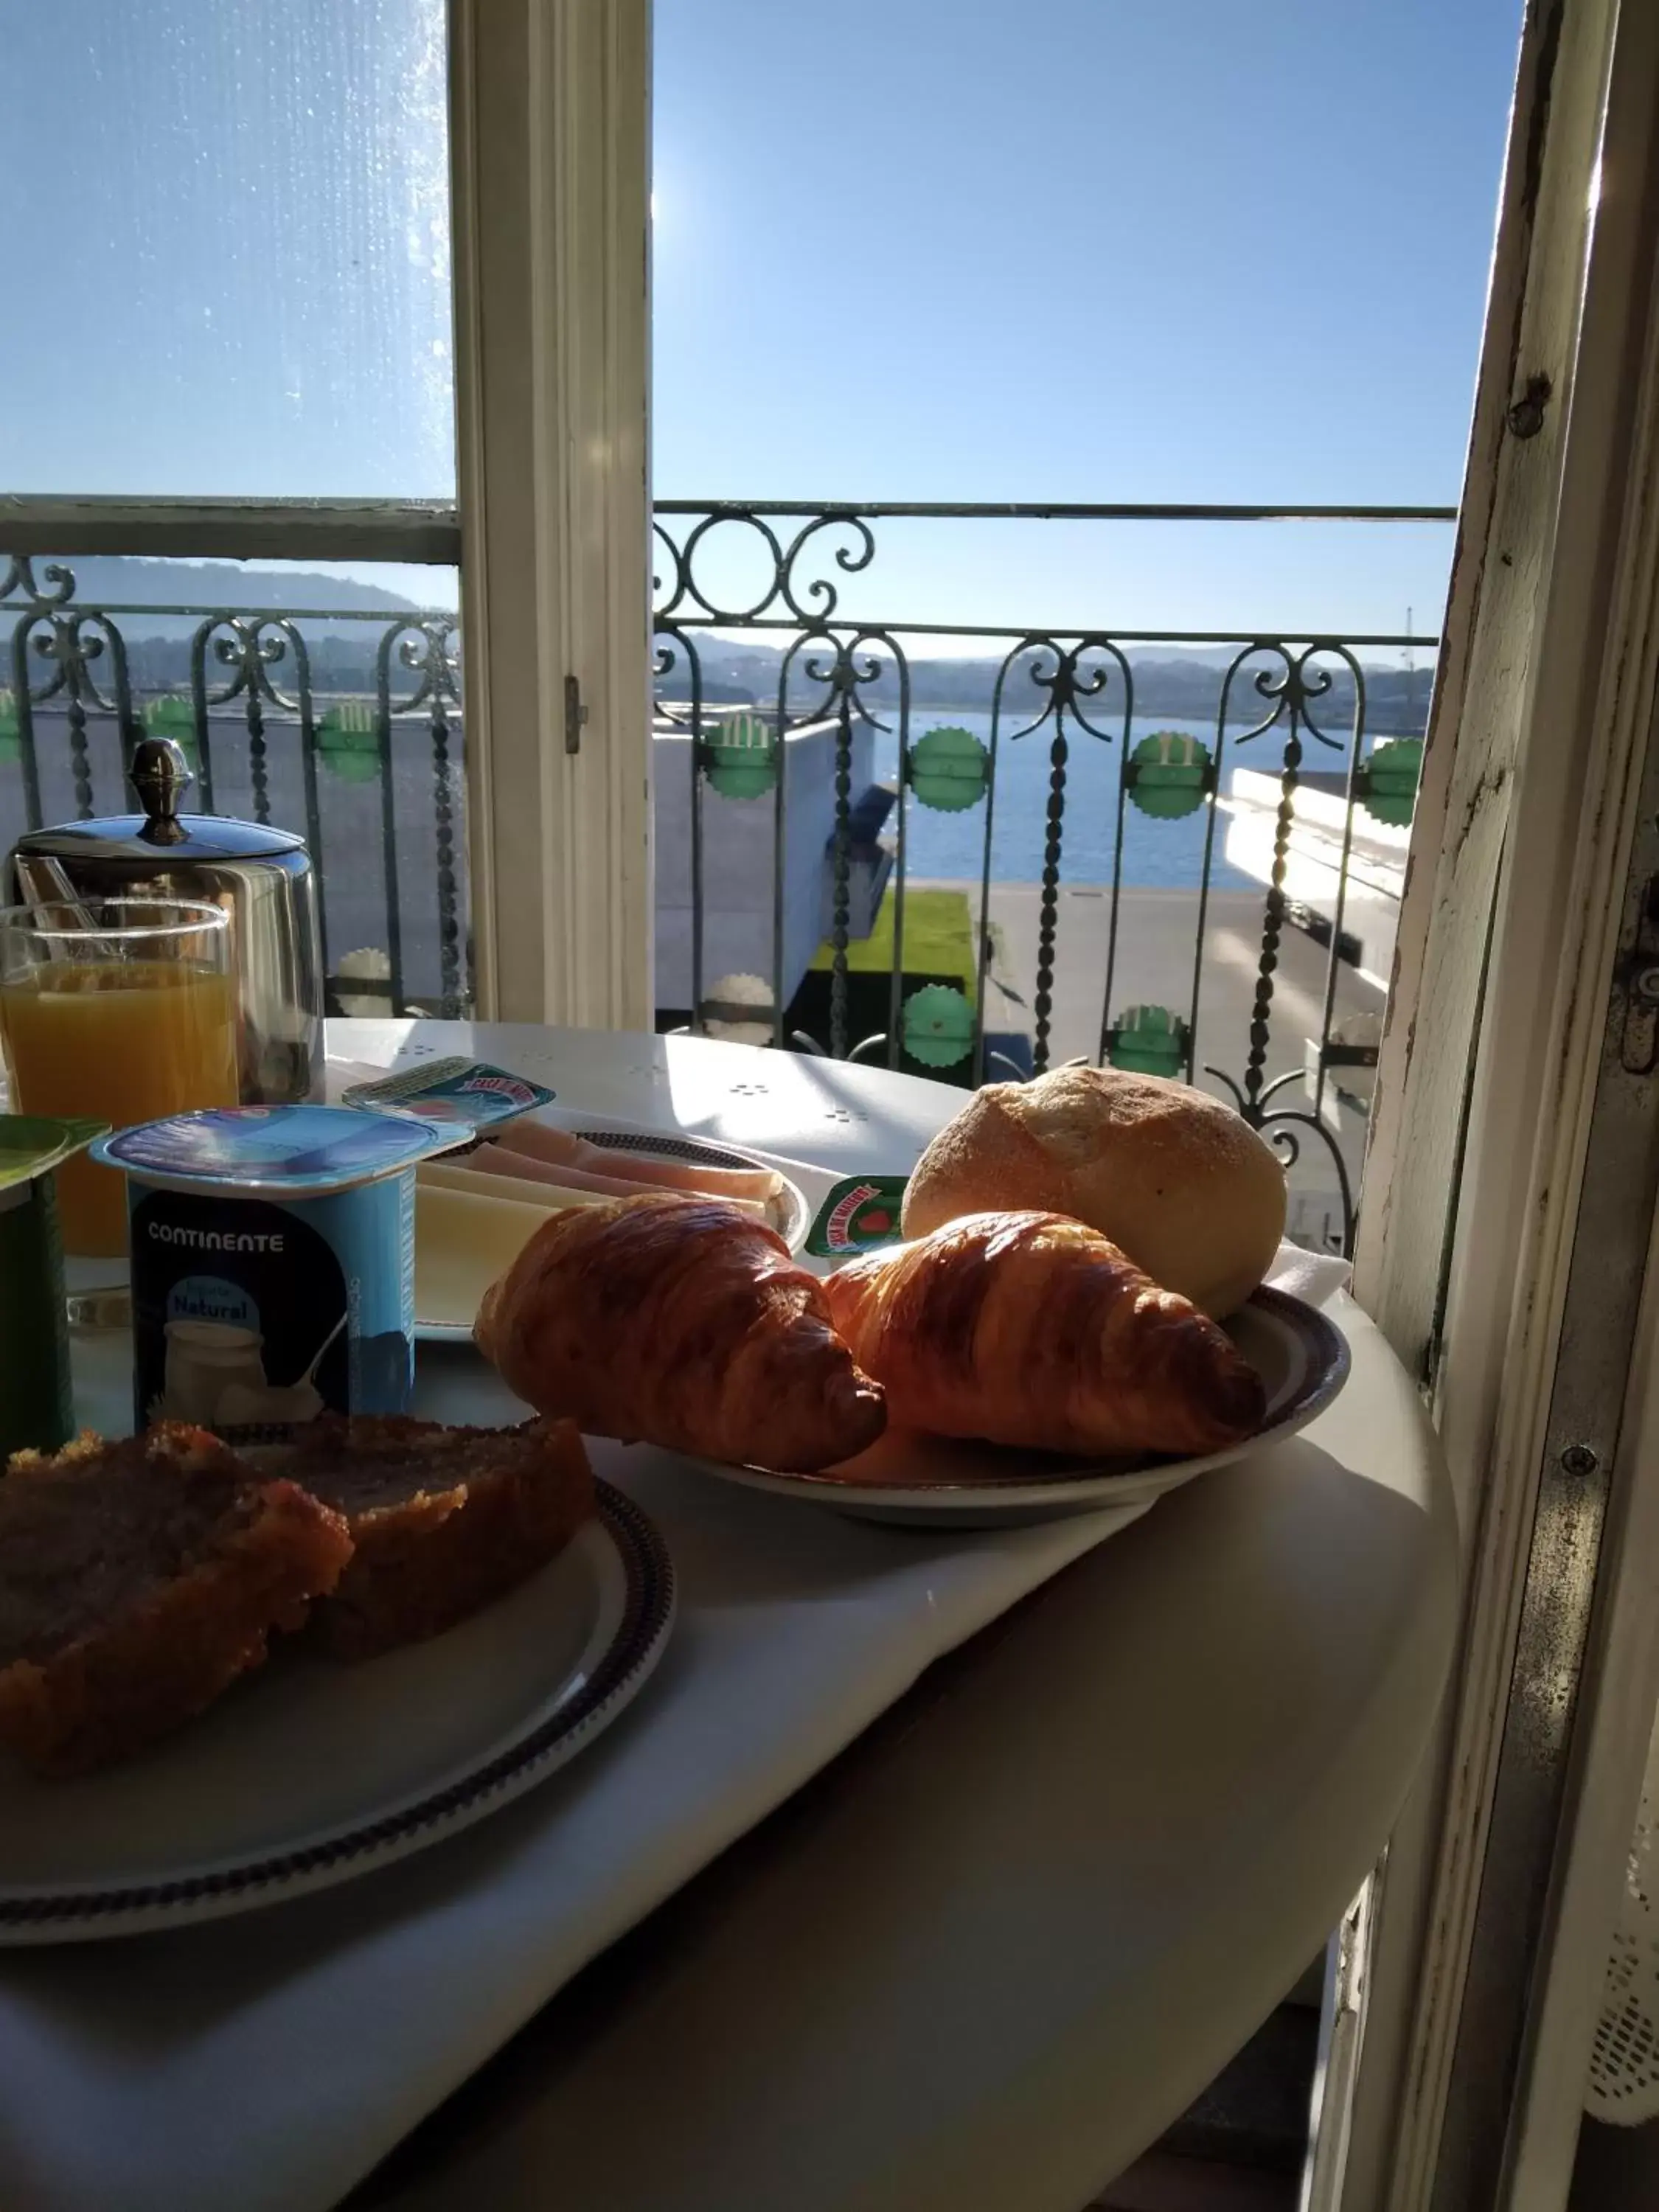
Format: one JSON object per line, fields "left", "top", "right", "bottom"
{"left": 194, "top": 1023, "right": 1467, "bottom": 2210}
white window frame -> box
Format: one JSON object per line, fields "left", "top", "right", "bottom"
{"left": 1, "top": 0, "right": 655, "bottom": 1034}
{"left": 1329, "top": 0, "right": 1659, "bottom": 2203}
{"left": 449, "top": 0, "right": 653, "bottom": 1029}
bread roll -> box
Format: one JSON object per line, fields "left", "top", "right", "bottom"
{"left": 900, "top": 1065, "right": 1285, "bottom": 1318}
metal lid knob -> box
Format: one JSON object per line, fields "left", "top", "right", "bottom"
{"left": 128, "top": 735, "right": 192, "bottom": 846}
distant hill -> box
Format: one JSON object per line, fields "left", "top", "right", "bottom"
{"left": 7, "top": 560, "right": 1433, "bottom": 734}
{"left": 13, "top": 555, "right": 437, "bottom": 647}
{"left": 32, "top": 556, "right": 425, "bottom": 611}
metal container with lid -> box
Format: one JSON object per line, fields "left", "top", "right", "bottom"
{"left": 5, "top": 737, "right": 324, "bottom": 1103}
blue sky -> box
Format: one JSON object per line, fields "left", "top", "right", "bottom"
{"left": 654, "top": 0, "right": 1520, "bottom": 638}
{"left": 4, "top": 0, "right": 1520, "bottom": 640}
{"left": 3, "top": 1, "right": 453, "bottom": 501}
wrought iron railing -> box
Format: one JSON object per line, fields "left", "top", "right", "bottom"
{"left": 0, "top": 554, "right": 467, "bottom": 1018}
{"left": 2, "top": 498, "right": 1449, "bottom": 1254}
{"left": 653, "top": 502, "right": 1448, "bottom": 1253}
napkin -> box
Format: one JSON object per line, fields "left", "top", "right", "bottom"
{"left": 1266, "top": 1237, "right": 1352, "bottom": 1306}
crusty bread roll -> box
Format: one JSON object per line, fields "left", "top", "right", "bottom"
{"left": 900, "top": 1065, "right": 1286, "bottom": 1318}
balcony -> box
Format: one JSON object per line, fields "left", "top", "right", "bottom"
{"left": 653, "top": 503, "right": 1437, "bottom": 1253}
{"left": 1, "top": 504, "right": 1439, "bottom": 1257}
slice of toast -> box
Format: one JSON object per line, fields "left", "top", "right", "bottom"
{"left": 0, "top": 1426, "right": 353, "bottom": 1777}
{"left": 263, "top": 1416, "right": 594, "bottom": 1660}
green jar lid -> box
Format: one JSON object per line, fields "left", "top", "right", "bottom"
{"left": 0, "top": 1116, "right": 105, "bottom": 1461}
{"left": 0, "top": 1113, "right": 109, "bottom": 1192}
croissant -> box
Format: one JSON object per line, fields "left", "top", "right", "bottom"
{"left": 474, "top": 1194, "right": 887, "bottom": 1470}
{"left": 820, "top": 1210, "right": 1267, "bottom": 1457}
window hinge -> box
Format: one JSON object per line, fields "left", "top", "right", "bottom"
{"left": 563, "top": 673, "right": 588, "bottom": 757}
{"left": 1506, "top": 370, "right": 1552, "bottom": 439}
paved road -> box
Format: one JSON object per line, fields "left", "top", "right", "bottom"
{"left": 931, "top": 880, "right": 1380, "bottom": 1240}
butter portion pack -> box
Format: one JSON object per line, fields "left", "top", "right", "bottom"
{"left": 343, "top": 1058, "right": 555, "bottom": 1132}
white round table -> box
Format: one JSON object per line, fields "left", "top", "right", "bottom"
{"left": 294, "top": 1022, "right": 1458, "bottom": 2212}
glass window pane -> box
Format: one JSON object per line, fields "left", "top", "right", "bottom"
{"left": 4, "top": 0, "right": 453, "bottom": 500}
{"left": 1, "top": 554, "right": 469, "bottom": 1018}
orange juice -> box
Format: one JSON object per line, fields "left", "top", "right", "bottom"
{"left": 0, "top": 962, "right": 238, "bottom": 1255}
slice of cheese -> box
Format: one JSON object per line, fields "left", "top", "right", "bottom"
{"left": 418, "top": 1158, "right": 616, "bottom": 1212}
{"left": 414, "top": 1178, "right": 571, "bottom": 1334}
{"left": 415, "top": 1154, "right": 782, "bottom": 1334}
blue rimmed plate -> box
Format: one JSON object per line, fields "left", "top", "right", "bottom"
{"left": 687, "top": 1285, "right": 1351, "bottom": 1528}
{"left": 0, "top": 1481, "right": 674, "bottom": 1944}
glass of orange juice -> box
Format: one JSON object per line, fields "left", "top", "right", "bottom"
{"left": 0, "top": 899, "right": 238, "bottom": 1256}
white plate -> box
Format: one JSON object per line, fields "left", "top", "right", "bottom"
{"left": 416, "top": 1113, "right": 812, "bottom": 1342}
{"left": 686, "top": 1286, "right": 1350, "bottom": 1527}
{"left": 0, "top": 1481, "right": 674, "bottom": 1944}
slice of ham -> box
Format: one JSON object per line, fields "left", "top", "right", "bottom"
{"left": 493, "top": 1119, "right": 783, "bottom": 1203}
{"left": 466, "top": 1141, "right": 768, "bottom": 1217}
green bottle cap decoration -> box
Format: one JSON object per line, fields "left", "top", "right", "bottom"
{"left": 704, "top": 709, "right": 779, "bottom": 801}
{"left": 0, "top": 686, "right": 20, "bottom": 768}
{"left": 141, "top": 693, "right": 201, "bottom": 765}
{"left": 1357, "top": 737, "right": 1423, "bottom": 827}
{"left": 1126, "top": 730, "right": 1212, "bottom": 820}
{"left": 316, "top": 699, "right": 383, "bottom": 784}
{"left": 139, "top": 693, "right": 201, "bottom": 778}
{"left": 902, "top": 982, "right": 975, "bottom": 1068}
{"left": 1107, "top": 1004, "right": 1190, "bottom": 1079}
{"left": 908, "top": 725, "right": 989, "bottom": 813}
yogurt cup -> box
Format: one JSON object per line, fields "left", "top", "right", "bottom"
{"left": 93, "top": 1105, "right": 465, "bottom": 1434}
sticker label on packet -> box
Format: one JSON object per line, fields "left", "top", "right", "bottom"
{"left": 341, "top": 1058, "right": 556, "bottom": 1131}
{"left": 806, "top": 1175, "right": 909, "bottom": 1257}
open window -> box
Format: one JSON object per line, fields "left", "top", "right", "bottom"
{"left": 1, "top": 0, "right": 653, "bottom": 1032}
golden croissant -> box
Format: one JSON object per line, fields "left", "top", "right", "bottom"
{"left": 821, "top": 1210, "right": 1267, "bottom": 1456}
{"left": 474, "top": 1194, "right": 886, "bottom": 1470}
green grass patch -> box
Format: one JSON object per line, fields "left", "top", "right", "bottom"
{"left": 810, "top": 888, "right": 976, "bottom": 1002}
